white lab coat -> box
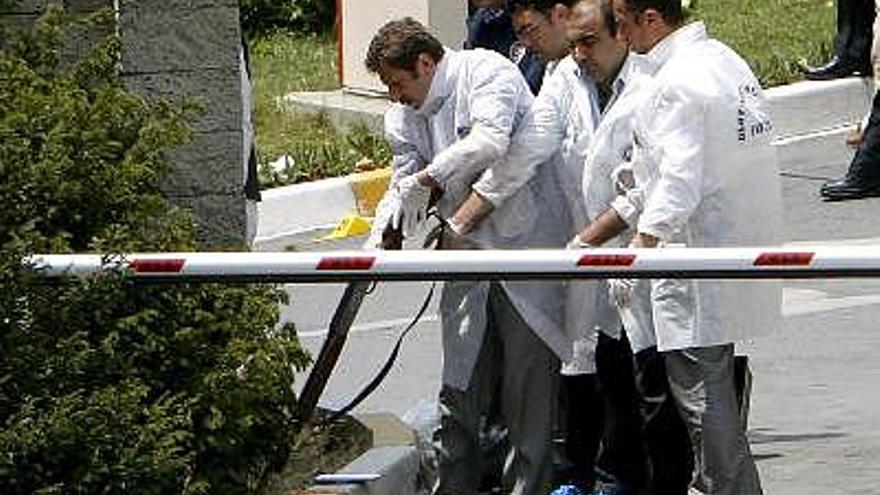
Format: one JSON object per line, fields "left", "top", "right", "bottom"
{"left": 581, "top": 54, "right": 658, "bottom": 354}
{"left": 625, "top": 22, "right": 783, "bottom": 351}
{"left": 375, "top": 48, "right": 573, "bottom": 390}
{"left": 473, "top": 56, "right": 623, "bottom": 375}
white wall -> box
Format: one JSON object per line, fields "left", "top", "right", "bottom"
{"left": 341, "top": 0, "right": 467, "bottom": 95}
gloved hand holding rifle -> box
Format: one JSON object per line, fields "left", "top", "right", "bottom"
{"left": 368, "top": 169, "right": 483, "bottom": 250}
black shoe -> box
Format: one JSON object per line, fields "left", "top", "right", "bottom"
{"left": 803, "top": 56, "right": 872, "bottom": 81}
{"left": 820, "top": 177, "right": 880, "bottom": 200}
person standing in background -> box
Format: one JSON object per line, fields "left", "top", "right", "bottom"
{"left": 466, "top": 0, "right": 547, "bottom": 94}
{"left": 803, "top": 0, "right": 875, "bottom": 80}
{"left": 820, "top": 0, "right": 880, "bottom": 200}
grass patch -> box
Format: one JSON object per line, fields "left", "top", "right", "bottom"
{"left": 694, "top": 0, "right": 836, "bottom": 87}
{"left": 249, "top": 0, "right": 837, "bottom": 186}
{"left": 248, "top": 31, "right": 390, "bottom": 188}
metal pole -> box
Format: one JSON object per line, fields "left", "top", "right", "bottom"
{"left": 27, "top": 247, "right": 880, "bottom": 283}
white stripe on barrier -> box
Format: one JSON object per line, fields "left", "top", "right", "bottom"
{"left": 24, "top": 246, "right": 880, "bottom": 282}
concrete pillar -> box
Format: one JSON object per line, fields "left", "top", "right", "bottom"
{"left": 340, "top": 0, "right": 468, "bottom": 94}
{"left": 2, "top": 0, "right": 255, "bottom": 248}
{"left": 117, "top": 0, "right": 253, "bottom": 247}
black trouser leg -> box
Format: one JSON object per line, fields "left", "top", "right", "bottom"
{"left": 595, "top": 332, "right": 648, "bottom": 491}
{"left": 837, "top": 0, "right": 875, "bottom": 66}
{"left": 559, "top": 373, "right": 602, "bottom": 492}
{"left": 848, "top": 90, "right": 880, "bottom": 183}
{"left": 634, "top": 346, "right": 694, "bottom": 495}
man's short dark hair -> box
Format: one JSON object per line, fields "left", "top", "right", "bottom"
{"left": 597, "top": 0, "right": 617, "bottom": 36}
{"left": 620, "top": 0, "right": 684, "bottom": 25}
{"left": 509, "top": 0, "right": 577, "bottom": 16}
{"left": 571, "top": 0, "right": 617, "bottom": 36}
{"left": 365, "top": 17, "right": 445, "bottom": 73}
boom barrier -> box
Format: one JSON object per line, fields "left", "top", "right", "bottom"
{"left": 26, "top": 246, "right": 880, "bottom": 283}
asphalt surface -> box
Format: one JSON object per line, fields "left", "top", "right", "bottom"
{"left": 267, "top": 162, "right": 880, "bottom": 495}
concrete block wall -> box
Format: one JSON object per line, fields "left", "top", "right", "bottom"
{"left": 118, "top": 0, "right": 252, "bottom": 247}
{"left": 0, "top": 0, "right": 114, "bottom": 63}
{"left": 1, "top": 0, "right": 253, "bottom": 248}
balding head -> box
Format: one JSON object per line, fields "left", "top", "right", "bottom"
{"left": 567, "top": 0, "right": 627, "bottom": 84}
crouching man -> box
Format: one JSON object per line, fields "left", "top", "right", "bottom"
{"left": 363, "top": 18, "right": 574, "bottom": 495}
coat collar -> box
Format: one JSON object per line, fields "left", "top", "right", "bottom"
{"left": 416, "top": 48, "right": 459, "bottom": 117}
{"left": 644, "top": 21, "right": 707, "bottom": 74}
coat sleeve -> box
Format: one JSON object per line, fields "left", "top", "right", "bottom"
{"left": 385, "top": 105, "right": 429, "bottom": 184}
{"left": 425, "top": 55, "right": 531, "bottom": 188}
{"left": 471, "top": 70, "right": 568, "bottom": 207}
{"left": 366, "top": 105, "right": 430, "bottom": 244}
{"left": 636, "top": 85, "right": 705, "bottom": 241}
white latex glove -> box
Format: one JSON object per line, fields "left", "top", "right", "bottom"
{"left": 363, "top": 189, "right": 402, "bottom": 250}
{"left": 608, "top": 278, "right": 635, "bottom": 308}
{"left": 392, "top": 174, "right": 432, "bottom": 237}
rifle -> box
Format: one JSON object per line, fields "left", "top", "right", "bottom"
{"left": 295, "top": 222, "right": 403, "bottom": 424}
{"left": 296, "top": 186, "right": 443, "bottom": 424}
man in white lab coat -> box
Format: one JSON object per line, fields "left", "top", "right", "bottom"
{"left": 609, "top": 1, "right": 783, "bottom": 493}
{"left": 364, "top": 18, "right": 572, "bottom": 495}
{"left": 563, "top": 2, "right": 696, "bottom": 493}
{"left": 450, "top": 1, "right": 652, "bottom": 492}
{"left": 508, "top": 1, "right": 647, "bottom": 493}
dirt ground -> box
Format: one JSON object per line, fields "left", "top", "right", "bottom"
{"left": 265, "top": 410, "right": 373, "bottom": 494}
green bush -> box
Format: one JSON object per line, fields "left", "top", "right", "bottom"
{"left": 240, "top": 0, "right": 335, "bottom": 37}
{"left": 0, "top": 6, "right": 310, "bottom": 493}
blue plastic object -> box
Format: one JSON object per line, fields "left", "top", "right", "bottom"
{"left": 548, "top": 485, "right": 587, "bottom": 495}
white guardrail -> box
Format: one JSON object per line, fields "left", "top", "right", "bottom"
{"left": 26, "top": 246, "right": 880, "bottom": 283}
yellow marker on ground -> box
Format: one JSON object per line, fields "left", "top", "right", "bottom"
{"left": 317, "top": 166, "right": 391, "bottom": 241}
{"left": 318, "top": 214, "right": 372, "bottom": 241}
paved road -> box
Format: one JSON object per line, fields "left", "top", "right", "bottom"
{"left": 265, "top": 169, "right": 880, "bottom": 495}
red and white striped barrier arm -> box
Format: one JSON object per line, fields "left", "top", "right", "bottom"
{"left": 25, "top": 246, "right": 880, "bottom": 283}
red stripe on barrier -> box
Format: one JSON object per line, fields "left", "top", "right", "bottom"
{"left": 753, "top": 252, "right": 815, "bottom": 266}
{"left": 577, "top": 254, "right": 637, "bottom": 267}
{"left": 316, "top": 256, "right": 376, "bottom": 271}
{"left": 131, "top": 259, "right": 186, "bottom": 273}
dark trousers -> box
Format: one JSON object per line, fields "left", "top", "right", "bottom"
{"left": 594, "top": 333, "right": 647, "bottom": 489}
{"left": 834, "top": 0, "right": 875, "bottom": 65}
{"left": 559, "top": 373, "right": 602, "bottom": 491}
{"left": 558, "top": 333, "right": 648, "bottom": 492}
{"left": 848, "top": 90, "right": 880, "bottom": 183}
{"left": 635, "top": 346, "right": 694, "bottom": 495}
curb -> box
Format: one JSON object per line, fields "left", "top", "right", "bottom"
{"left": 350, "top": 168, "right": 392, "bottom": 218}
{"left": 256, "top": 78, "right": 875, "bottom": 250}
{"left": 280, "top": 89, "right": 389, "bottom": 134}
{"left": 767, "top": 77, "right": 873, "bottom": 175}
{"left": 254, "top": 168, "right": 391, "bottom": 246}
{"left": 300, "top": 413, "right": 427, "bottom": 495}
{"left": 301, "top": 446, "right": 422, "bottom": 495}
